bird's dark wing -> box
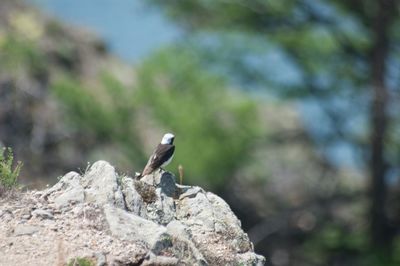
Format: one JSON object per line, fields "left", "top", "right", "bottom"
{"left": 141, "top": 144, "right": 175, "bottom": 176}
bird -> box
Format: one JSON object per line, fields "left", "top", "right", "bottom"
{"left": 138, "top": 133, "right": 175, "bottom": 178}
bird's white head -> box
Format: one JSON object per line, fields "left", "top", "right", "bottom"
{"left": 161, "top": 133, "right": 175, "bottom": 145}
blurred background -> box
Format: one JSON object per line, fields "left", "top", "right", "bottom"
{"left": 1, "top": 0, "right": 400, "bottom": 265}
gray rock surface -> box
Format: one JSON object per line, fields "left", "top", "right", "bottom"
{"left": 103, "top": 204, "right": 167, "bottom": 247}
{"left": 13, "top": 225, "right": 40, "bottom": 236}
{"left": 0, "top": 160, "right": 265, "bottom": 265}
{"left": 31, "top": 209, "right": 54, "bottom": 220}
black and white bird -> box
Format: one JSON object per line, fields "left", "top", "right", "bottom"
{"left": 138, "top": 133, "right": 175, "bottom": 178}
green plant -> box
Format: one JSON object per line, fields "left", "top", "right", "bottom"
{"left": 0, "top": 147, "right": 22, "bottom": 189}
{"left": 67, "top": 257, "right": 94, "bottom": 266}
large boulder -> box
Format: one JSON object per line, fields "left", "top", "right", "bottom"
{"left": 0, "top": 161, "right": 265, "bottom": 265}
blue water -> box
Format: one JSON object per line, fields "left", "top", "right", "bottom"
{"left": 29, "top": 0, "right": 180, "bottom": 63}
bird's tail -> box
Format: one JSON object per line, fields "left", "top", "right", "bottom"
{"left": 135, "top": 172, "right": 142, "bottom": 179}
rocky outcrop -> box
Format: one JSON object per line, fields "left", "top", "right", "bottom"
{"left": 0, "top": 161, "right": 265, "bottom": 265}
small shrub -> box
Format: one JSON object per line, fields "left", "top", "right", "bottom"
{"left": 0, "top": 147, "right": 22, "bottom": 189}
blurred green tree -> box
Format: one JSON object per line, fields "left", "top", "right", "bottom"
{"left": 135, "top": 47, "right": 260, "bottom": 187}
{"left": 52, "top": 48, "right": 260, "bottom": 188}
{"left": 148, "top": 0, "right": 399, "bottom": 259}
{"left": 52, "top": 74, "right": 147, "bottom": 170}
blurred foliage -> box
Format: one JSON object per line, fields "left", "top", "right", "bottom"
{"left": 147, "top": 0, "right": 386, "bottom": 147}
{"left": 0, "top": 32, "right": 46, "bottom": 77}
{"left": 0, "top": 2, "right": 120, "bottom": 184}
{"left": 147, "top": 0, "right": 400, "bottom": 265}
{"left": 303, "top": 224, "right": 400, "bottom": 266}
{"left": 0, "top": 147, "right": 22, "bottom": 189}
{"left": 0, "top": 1, "right": 261, "bottom": 191}
{"left": 51, "top": 47, "right": 260, "bottom": 188}
{"left": 9, "top": 11, "right": 44, "bottom": 41}
{"left": 135, "top": 47, "right": 260, "bottom": 187}
{"left": 51, "top": 74, "right": 146, "bottom": 166}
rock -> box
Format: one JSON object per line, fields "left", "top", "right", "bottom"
{"left": 237, "top": 252, "right": 267, "bottom": 266}
{"left": 122, "top": 173, "right": 177, "bottom": 225}
{"left": 94, "top": 252, "right": 106, "bottom": 266}
{"left": 44, "top": 172, "right": 85, "bottom": 207}
{"left": 45, "top": 161, "right": 126, "bottom": 209}
{"left": 54, "top": 186, "right": 85, "bottom": 207}
{"left": 82, "top": 161, "right": 126, "bottom": 209}
{"left": 141, "top": 252, "right": 179, "bottom": 266}
{"left": 141, "top": 171, "right": 178, "bottom": 198}
{"left": 13, "top": 225, "right": 40, "bottom": 236}
{"left": 121, "top": 177, "right": 147, "bottom": 215}
{"left": 1, "top": 160, "right": 265, "bottom": 265}
{"left": 32, "top": 209, "right": 54, "bottom": 220}
{"left": 21, "top": 214, "right": 32, "bottom": 220}
{"left": 165, "top": 220, "right": 207, "bottom": 264}
{"left": 103, "top": 204, "right": 167, "bottom": 247}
